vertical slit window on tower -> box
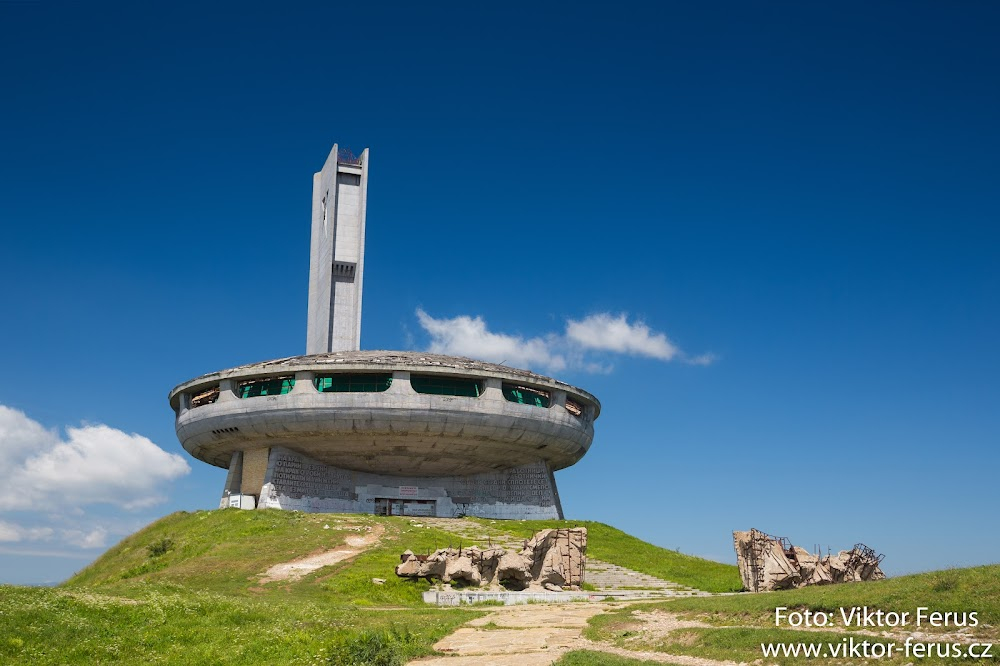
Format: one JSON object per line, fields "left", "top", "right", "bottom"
{"left": 502, "top": 383, "right": 550, "bottom": 408}
{"left": 410, "top": 375, "right": 483, "bottom": 397}
{"left": 238, "top": 376, "right": 295, "bottom": 398}
{"left": 314, "top": 373, "right": 392, "bottom": 393}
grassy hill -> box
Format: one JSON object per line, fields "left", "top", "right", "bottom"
{"left": 0, "top": 508, "right": 739, "bottom": 665}
{"left": 8, "top": 508, "right": 995, "bottom": 666}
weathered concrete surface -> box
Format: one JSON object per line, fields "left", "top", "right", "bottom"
{"left": 423, "top": 588, "right": 694, "bottom": 605}
{"left": 734, "top": 529, "right": 885, "bottom": 592}
{"left": 397, "top": 528, "right": 587, "bottom": 590}
{"left": 252, "top": 447, "right": 563, "bottom": 520}
{"left": 524, "top": 527, "right": 587, "bottom": 587}
{"left": 170, "top": 352, "right": 598, "bottom": 476}
{"left": 306, "top": 145, "right": 367, "bottom": 355}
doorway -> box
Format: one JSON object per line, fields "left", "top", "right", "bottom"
{"left": 374, "top": 498, "right": 436, "bottom": 517}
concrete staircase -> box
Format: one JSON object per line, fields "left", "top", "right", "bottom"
{"left": 585, "top": 558, "right": 708, "bottom": 596}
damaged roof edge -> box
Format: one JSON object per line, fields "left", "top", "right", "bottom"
{"left": 168, "top": 350, "right": 600, "bottom": 413}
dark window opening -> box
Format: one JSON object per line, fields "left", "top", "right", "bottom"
{"left": 314, "top": 373, "right": 392, "bottom": 393}
{"left": 503, "top": 383, "right": 550, "bottom": 408}
{"left": 332, "top": 261, "right": 356, "bottom": 280}
{"left": 238, "top": 376, "right": 295, "bottom": 398}
{"left": 410, "top": 375, "right": 482, "bottom": 397}
{"left": 565, "top": 398, "right": 583, "bottom": 418}
{"left": 190, "top": 386, "right": 220, "bottom": 408}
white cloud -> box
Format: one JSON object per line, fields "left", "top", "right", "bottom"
{"left": 416, "top": 309, "right": 566, "bottom": 371}
{"left": 0, "top": 519, "right": 108, "bottom": 550}
{"left": 566, "top": 313, "right": 679, "bottom": 360}
{"left": 2, "top": 422, "right": 190, "bottom": 511}
{"left": 61, "top": 527, "right": 109, "bottom": 549}
{"left": 0, "top": 405, "right": 190, "bottom": 553}
{"left": 0, "top": 520, "right": 54, "bottom": 543}
{"left": 0, "top": 405, "right": 58, "bottom": 462}
{"left": 415, "top": 310, "right": 714, "bottom": 373}
{"left": 684, "top": 352, "right": 718, "bottom": 366}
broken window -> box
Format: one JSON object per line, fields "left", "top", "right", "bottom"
{"left": 564, "top": 398, "right": 583, "bottom": 418}
{"left": 502, "top": 383, "right": 550, "bottom": 408}
{"left": 190, "top": 386, "right": 220, "bottom": 408}
{"left": 238, "top": 376, "right": 295, "bottom": 398}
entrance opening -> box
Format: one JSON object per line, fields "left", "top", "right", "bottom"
{"left": 374, "top": 498, "right": 436, "bottom": 517}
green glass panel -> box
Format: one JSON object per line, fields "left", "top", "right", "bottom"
{"left": 314, "top": 374, "right": 393, "bottom": 393}
{"left": 239, "top": 377, "right": 295, "bottom": 398}
{"left": 410, "top": 375, "right": 482, "bottom": 397}
{"left": 502, "top": 383, "right": 550, "bottom": 408}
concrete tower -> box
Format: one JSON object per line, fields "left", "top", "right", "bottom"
{"left": 306, "top": 145, "right": 369, "bottom": 354}
{"left": 169, "top": 143, "right": 600, "bottom": 520}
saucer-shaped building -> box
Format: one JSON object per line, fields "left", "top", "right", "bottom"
{"left": 168, "top": 146, "right": 600, "bottom": 519}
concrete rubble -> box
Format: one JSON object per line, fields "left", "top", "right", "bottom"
{"left": 396, "top": 527, "right": 587, "bottom": 590}
{"left": 734, "top": 528, "right": 885, "bottom": 592}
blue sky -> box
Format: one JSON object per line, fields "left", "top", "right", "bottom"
{"left": 1, "top": 1, "right": 998, "bottom": 585}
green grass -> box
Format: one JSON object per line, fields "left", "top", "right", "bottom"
{"left": 0, "top": 584, "right": 476, "bottom": 665}
{"left": 316, "top": 520, "right": 476, "bottom": 606}
{"left": 553, "top": 649, "right": 675, "bottom": 665}
{"left": 471, "top": 518, "right": 741, "bottom": 593}
{"left": 67, "top": 510, "right": 740, "bottom": 600}
{"left": 329, "top": 625, "right": 428, "bottom": 666}
{"left": 66, "top": 509, "right": 467, "bottom": 606}
{"left": 584, "top": 565, "right": 1000, "bottom": 665}
{"left": 10, "top": 508, "right": 999, "bottom": 665}
{"left": 69, "top": 509, "right": 373, "bottom": 594}
{"left": 648, "top": 564, "right": 1000, "bottom": 629}
{"left": 0, "top": 509, "right": 484, "bottom": 665}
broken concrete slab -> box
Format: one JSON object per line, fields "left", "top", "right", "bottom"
{"left": 734, "top": 529, "right": 885, "bottom": 592}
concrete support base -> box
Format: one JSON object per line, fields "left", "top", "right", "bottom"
{"left": 220, "top": 446, "right": 563, "bottom": 520}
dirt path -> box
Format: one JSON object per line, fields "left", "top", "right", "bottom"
{"left": 409, "top": 604, "right": 742, "bottom": 666}
{"left": 256, "top": 523, "right": 384, "bottom": 584}
{"left": 411, "top": 603, "right": 997, "bottom": 666}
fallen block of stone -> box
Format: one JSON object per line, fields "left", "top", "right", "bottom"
{"left": 525, "top": 527, "right": 588, "bottom": 588}
{"left": 734, "top": 529, "right": 885, "bottom": 593}
{"left": 395, "top": 527, "right": 587, "bottom": 591}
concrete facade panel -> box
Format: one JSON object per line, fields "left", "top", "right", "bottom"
{"left": 258, "top": 446, "right": 561, "bottom": 519}
{"left": 241, "top": 447, "right": 270, "bottom": 497}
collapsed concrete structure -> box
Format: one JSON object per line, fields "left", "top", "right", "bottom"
{"left": 734, "top": 529, "right": 885, "bottom": 593}
{"left": 396, "top": 528, "right": 587, "bottom": 591}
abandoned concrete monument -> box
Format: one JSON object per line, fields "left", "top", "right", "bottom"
{"left": 734, "top": 529, "right": 885, "bottom": 593}
{"left": 168, "top": 145, "right": 600, "bottom": 519}
{"left": 395, "top": 528, "right": 587, "bottom": 591}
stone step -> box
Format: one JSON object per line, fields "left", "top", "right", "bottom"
{"left": 585, "top": 558, "right": 706, "bottom": 595}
